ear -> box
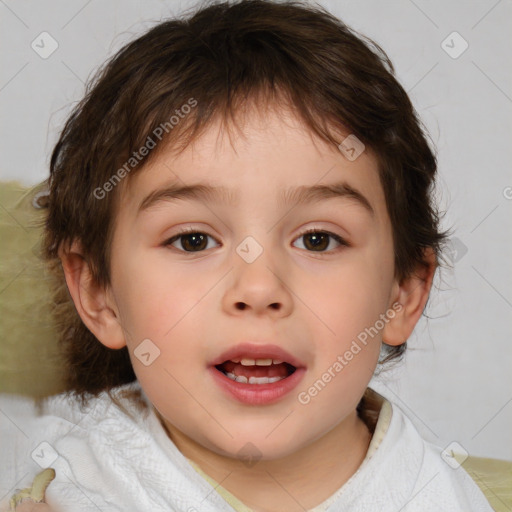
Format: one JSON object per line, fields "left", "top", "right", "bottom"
{"left": 382, "top": 247, "right": 437, "bottom": 346}
{"left": 58, "top": 240, "right": 126, "bottom": 349}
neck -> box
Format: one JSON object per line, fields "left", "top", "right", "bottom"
{"left": 159, "top": 409, "right": 373, "bottom": 512}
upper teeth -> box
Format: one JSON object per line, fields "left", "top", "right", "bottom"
{"left": 237, "top": 358, "right": 283, "bottom": 366}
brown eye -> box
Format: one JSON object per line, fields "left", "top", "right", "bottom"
{"left": 293, "top": 230, "right": 347, "bottom": 253}
{"left": 303, "top": 232, "right": 329, "bottom": 251}
{"left": 180, "top": 233, "right": 207, "bottom": 251}
{"left": 165, "top": 232, "right": 218, "bottom": 252}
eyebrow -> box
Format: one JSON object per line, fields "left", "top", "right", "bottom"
{"left": 137, "top": 181, "right": 374, "bottom": 217}
{"left": 279, "top": 182, "right": 374, "bottom": 217}
{"left": 138, "top": 183, "right": 236, "bottom": 214}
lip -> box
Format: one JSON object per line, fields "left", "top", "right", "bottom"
{"left": 209, "top": 343, "right": 307, "bottom": 405}
{"left": 209, "top": 343, "right": 306, "bottom": 368}
{"left": 209, "top": 365, "right": 306, "bottom": 405}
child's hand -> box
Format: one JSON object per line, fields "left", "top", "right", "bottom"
{"left": 9, "top": 469, "right": 55, "bottom": 512}
{"left": 12, "top": 501, "right": 52, "bottom": 512}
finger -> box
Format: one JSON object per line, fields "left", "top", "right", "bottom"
{"left": 15, "top": 500, "right": 53, "bottom": 512}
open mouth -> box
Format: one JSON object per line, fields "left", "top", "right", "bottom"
{"left": 215, "top": 358, "right": 297, "bottom": 385}
{"left": 209, "top": 343, "right": 306, "bottom": 404}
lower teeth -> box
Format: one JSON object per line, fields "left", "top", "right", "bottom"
{"left": 225, "top": 372, "right": 284, "bottom": 384}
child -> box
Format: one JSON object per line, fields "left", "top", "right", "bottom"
{"left": 0, "top": 0, "right": 495, "bottom": 510}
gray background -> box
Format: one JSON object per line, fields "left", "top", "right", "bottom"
{"left": 0, "top": 0, "right": 511, "bottom": 460}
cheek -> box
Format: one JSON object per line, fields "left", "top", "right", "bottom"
{"left": 297, "top": 249, "right": 392, "bottom": 392}
{"left": 114, "top": 252, "right": 212, "bottom": 384}
{"left": 307, "top": 254, "right": 391, "bottom": 338}
{"left": 114, "top": 250, "right": 206, "bottom": 338}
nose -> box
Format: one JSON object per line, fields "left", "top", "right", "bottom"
{"left": 222, "top": 247, "right": 293, "bottom": 318}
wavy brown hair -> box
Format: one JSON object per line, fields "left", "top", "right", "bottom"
{"left": 41, "top": 0, "right": 450, "bottom": 404}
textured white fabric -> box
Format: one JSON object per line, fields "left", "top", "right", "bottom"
{"left": 0, "top": 382, "right": 493, "bottom": 512}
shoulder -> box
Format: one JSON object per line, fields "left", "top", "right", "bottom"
{"left": 383, "top": 399, "right": 495, "bottom": 511}
{"left": 0, "top": 382, "right": 150, "bottom": 511}
{"left": 346, "top": 388, "right": 494, "bottom": 511}
{"left": 0, "top": 382, "right": 148, "bottom": 438}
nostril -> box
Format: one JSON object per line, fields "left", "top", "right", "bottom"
{"left": 234, "top": 302, "right": 281, "bottom": 311}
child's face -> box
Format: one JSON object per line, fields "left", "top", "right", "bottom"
{"left": 107, "top": 106, "right": 399, "bottom": 460}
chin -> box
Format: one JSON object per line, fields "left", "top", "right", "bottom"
{"left": 198, "top": 425, "right": 313, "bottom": 462}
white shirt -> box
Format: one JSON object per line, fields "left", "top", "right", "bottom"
{"left": 0, "top": 382, "right": 493, "bottom": 511}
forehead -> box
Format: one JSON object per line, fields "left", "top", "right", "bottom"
{"left": 120, "top": 106, "right": 389, "bottom": 226}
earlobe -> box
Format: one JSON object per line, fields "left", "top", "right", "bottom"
{"left": 58, "top": 240, "right": 126, "bottom": 350}
{"left": 382, "top": 248, "right": 437, "bottom": 346}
